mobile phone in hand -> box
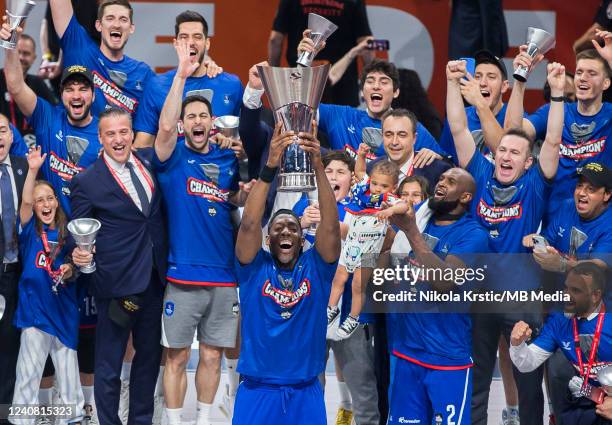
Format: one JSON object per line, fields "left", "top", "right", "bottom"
{"left": 367, "top": 39, "right": 390, "bottom": 51}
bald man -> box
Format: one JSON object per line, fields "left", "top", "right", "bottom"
{"left": 385, "top": 168, "right": 490, "bottom": 425}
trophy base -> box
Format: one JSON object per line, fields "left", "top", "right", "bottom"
{"left": 80, "top": 262, "right": 96, "bottom": 274}
{"left": 277, "top": 173, "right": 316, "bottom": 192}
{"left": 0, "top": 39, "right": 17, "bottom": 50}
{"left": 513, "top": 67, "right": 528, "bottom": 83}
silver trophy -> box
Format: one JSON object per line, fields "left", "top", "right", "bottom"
{"left": 598, "top": 365, "right": 612, "bottom": 395}
{"left": 257, "top": 64, "right": 329, "bottom": 192}
{"left": 0, "top": 0, "right": 36, "bottom": 50}
{"left": 213, "top": 116, "right": 239, "bottom": 140}
{"left": 296, "top": 13, "right": 338, "bottom": 67}
{"left": 513, "top": 27, "right": 556, "bottom": 82}
{"left": 67, "top": 218, "right": 101, "bottom": 274}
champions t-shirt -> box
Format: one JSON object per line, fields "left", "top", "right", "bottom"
{"left": 13, "top": 219, "right": 78, "bottom": 349}
{"left": 527, "top": 102, "right": 612, "bottom": 221}
{"left": 28, "top": 97, "right": 101, "bottom": 217}
{"left": 318, "top": 104, "right": 446, "bottom": 160}
{"left": 153, "top": 142, "right": 239, "bottom": 285}
{"left": 235, "top": 247, "right": 337, "bottom": 384}
{"left": 61, "top": 15, "right": 155, "bottom": 116}
{"left": 467, "top": 150, "right": 552, "bottom": 290}
{"left": 393, "top": 214, "right": 489, "bottom": 367}
{"left": 533, "top": 310, "right": 612, "bottom": 384}
{"left": 134, "top": 69, "right": 243, "bottom": 137}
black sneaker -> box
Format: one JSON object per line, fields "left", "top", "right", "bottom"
{"left": 336, "top": 315, "right": 359, "bottom": 339}
{"left": 327, "top": 305, "right": 340, "bottom": 328}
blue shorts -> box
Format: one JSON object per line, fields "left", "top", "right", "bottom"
{"left": 388, "top": 356, "right": 472, "bottom": 425}
{"left": 233, "top": 377, "right": 326, "bottom": 425}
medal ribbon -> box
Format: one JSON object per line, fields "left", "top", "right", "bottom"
{"left": 103, "top": 154, "right": 154, "bottom": 198}
{"left": 41, "top": 231, "right": 63, "bottom": 284}
{"left": 573, "top": 303, "right": 606, "bottom": 391}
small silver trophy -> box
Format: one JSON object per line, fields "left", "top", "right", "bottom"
{"left": 257, "top": 64, "right": 329, "bottom": 192}
{"left": 513, "top": 27, "right": 556, "bottom": 82}
{"left": 0, "top": 0, "right": 36, "bottom": 50}
{"left": 296, "top": 13, "right": 338, "bottom": 67}
{"left": 213, "top": 116, "right": 239, "bottom": 140}
{"left": 67, "top": 218, "right": 101, "bottom": 274}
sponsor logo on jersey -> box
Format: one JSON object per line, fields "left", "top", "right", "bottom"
{"left": 186, "top": 177, "right": 229, "bottom": 202}
{"left": 560, "top": 137, "right": 606, "bottom": 160}
{"left": 262, "top": 278, "right": 311, "bottom": 308}
{"left": 49, "top": 151, "right": 83, "bottom": 181}
{"left": 477, "top": 199, "right": 522, "bottom": 223}
{"left": 343, "top": 144, "right": 376, "bottom": 161}
{"left": 92, "top": 72, "right": 138, "bottom": 113}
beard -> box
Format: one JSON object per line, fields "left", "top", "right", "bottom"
{"left": 66, "top": 104, "right": 92, "bottom": 123}
{"left": 429, "top": 196, "right": 460, "bottom": 216}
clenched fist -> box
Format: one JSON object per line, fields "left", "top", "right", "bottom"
{"left": 510, "top": 321, "right": 532, "bottom": 346}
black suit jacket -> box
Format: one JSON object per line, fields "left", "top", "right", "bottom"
{"left": 0, "top": 155, "right": 27, "bottom": 267}
{"left": 69, "top": 148, "right": 168, "bottom": 299}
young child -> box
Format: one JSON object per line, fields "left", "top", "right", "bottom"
{"left": 10, "top": 146, "right": 83, "bottom": 425}
{"left": 328, "top": 143, "right": 408, "bottom": 339}
{"left": 397, "top": 175, "right": 429, "bottom": 206}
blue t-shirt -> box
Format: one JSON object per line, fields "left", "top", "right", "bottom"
{"left": 393, "top": 215, "right": 489, "bottom": 367}
{"left": 61, "top": 16, "right": 154, "bottom": 116}
{"left": 134, "top": 69, "right": 243, "bottom": 137}
{"left": 13, "top": 219, "right": 78, "bottom": 349}
{"left": 318, "top": 104, "right": 445, "bottom": 160}
{"left": 533, "top": 310, "right": 612, "bottom": 385}
{"left": 235, "top": 248, "right": 337, "bottom": 384}
{"left": 527, "top": 102, "right": 612, "bottom": 220}
{"left": 154, "top": 142, "right": 239, "bottom": 285}
{"left": 467, "top": 151, "right": 552, "bottom": 290}
{"left": 439, "top": 104, "right": 508, "bottom": 165}
{"left": 10, "top": 124, "right": 28, "bottom": 157}
{"left": 28, "top": 97, "right": 101, "bottom": 217}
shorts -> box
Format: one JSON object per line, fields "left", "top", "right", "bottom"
{"left": 161, "top": 283, "right": 239, "bottom": 349}
{"left": 339, "top": 213, "right": 387, "bottom": 272}
{"left": 388, "top": 356, "right": 472, "bottom": 425}
{"left": 233, "top": 378, "right": 326, "bottom": 425}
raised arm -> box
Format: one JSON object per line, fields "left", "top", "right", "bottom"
{"left": 593, "top": 29, "right": 612, "bottom": 70}
{"left": 538, "top": 62, "right": 565, "bottom": 180}
{"left": 48, "top": 0, "right": 74, "bottom": 39}
{"left": 155, "top": 40, "right": 199, "bottom": 162}
{"left": 328, "top": 37, "right": 372, "bottom": 85}
{"left": 0, "top": 26, "right": 37, "bottom": 117}
{"left": 235, "top": 124, "right": 295, "bottom": 264}
{"left": 459, "top": 75, "right": 504, "bottom": 152}
{"left": 268, "top": 31, "right": 285, "bottom": 66}
{"left": 446, "top": 61, "right": 476, "bottom": 168}
{"left": 299, "top": 123, "right": 340, "bottom": 263}
{"left": 19, "top": 147, "right": 46, "bottom": 226}
{"left": 354, "top": 143, "right": 368, "bottom": 180}
{"left": 503, "top": 46, "right": 541, "bottom": 139}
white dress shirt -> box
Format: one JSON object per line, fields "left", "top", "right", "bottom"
{"left": 104, "top": 152, "right": 153, "bottom": 212}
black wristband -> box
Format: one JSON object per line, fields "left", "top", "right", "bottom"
{"left": 260, "top": 165, "right": 278, "bottom": 183}
{"left": 550, "top": 96, "right": 564, "bottom": 102}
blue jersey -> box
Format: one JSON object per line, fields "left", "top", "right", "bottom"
{"left": 61, "top": 16, "right": 154, "bottom": 116}
{"left": 10, "top": 124, "right": 28, "bottom": 157}
{"left": 13, "top": 219, "right": 78, "bottom": 349}
{"left": 28, "top": 97, "right": 101, "bottom": 217}
{"left": 393, "top": 215, "right": 489, "bottom": 367}
{"left": 527, "top": 102, "right": 612, "bottom": 220}
{"left": 154, "top": 142, "right": 239, "bottom": 285}
{"left": 439, "top": 104, "right": 508, "bottom": 165}
{"left": 318, "top": 104, "right": 445, "bottom": 160}
{"left": 533, "top": 310, "right": 612, "bottom": 384}
{"left": 234, "top": 248, "right": 337, "bottom": 384}
{"left": 467, "top": 151, "right": 552, "bottom": 290}
{"left": 134, "top": 69, "right": 243, "bottom": 137}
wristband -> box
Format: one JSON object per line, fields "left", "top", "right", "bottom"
{"left": 550, "top": 96, "right": 564, "bottom": 102}
{"left": 260, "top": 165, "right": 278, "bottom": 183}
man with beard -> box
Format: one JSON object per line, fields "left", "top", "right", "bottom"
{"left": 439, "top": 50, "right": 510, "bottom": 165}
{"left": 447, "top": 59, "right": 565, "bottom": 425}
{"left": 505, "top": 33, "right": 612, "bottom": 226}
{"left": 509, "top": 262, "right": 612, "bottom": 424}
{"left": 2, "top": 31, "right": 100, "bottom": 217}
{"left": 232, "top": 122, "right": 340, "bottom": 425}
{"left": 134, "top": 10, "right": 242, "bottom": 149}
{"left": 48, "top": 0, "right": 155, "bottom": 116}
{"left": 152, "top": 41, "right": 254, "bottom": 425}
{"left": 386, "top": 168, "right": 489, "bottom": 425}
